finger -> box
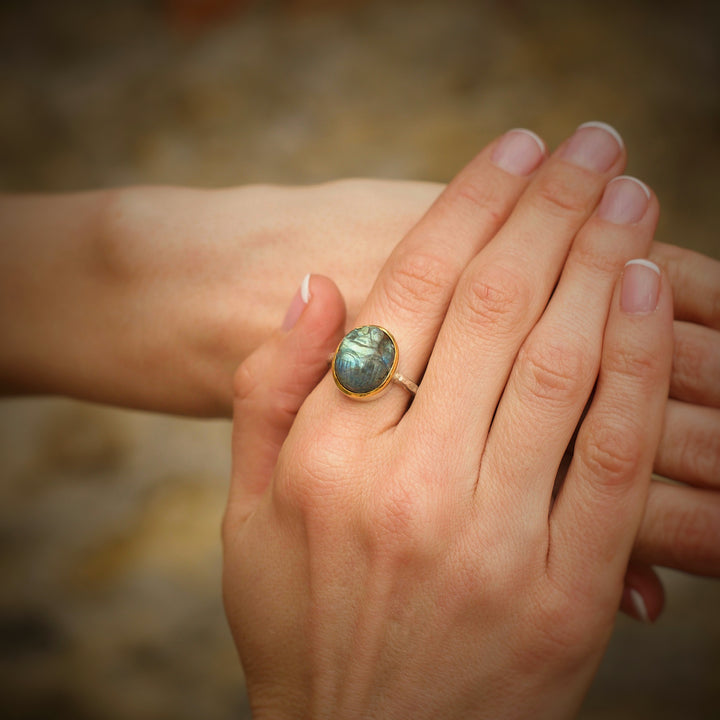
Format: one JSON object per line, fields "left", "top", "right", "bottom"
{"left": 620, "top": 561, "right": 665, "bottom": 623}
{"left": 483, "top": 176, "right": 657, "bottom": 517}
{"left": 412, "top": 122, "right": 626, "bottom": 473}
{"left": 669, "top": 320, "right": 720, "bottom": 407}
{"left": 226, "top": 275, "right": 346, "bottom": 526}
{"left": 650, "top": 242, "right": 720, "bottom": 330}
{"left": 634, "top": 481, "right": 720, "bottom": 577}
{"left": 312, "top": 128, "right": 547, "bottom": 429}
{"left": 550, "top": 260, "right": 673, "bottom": 591}
{"left": 655, "top": 400, "right": 720, "bottom": 488}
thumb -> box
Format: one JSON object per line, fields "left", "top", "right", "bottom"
{"left": 226, "top": 274, "right": 346, "bottom": 527}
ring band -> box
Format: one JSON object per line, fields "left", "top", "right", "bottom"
{"left": 330, "top": 325, "right": 418, "bottom": 400}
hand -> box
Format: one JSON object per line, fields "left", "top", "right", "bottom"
{"left": 223, "top": 125, "right": 673, "bottom": 717}
{"left": 633, "top": 243, "right": 720, "bottom": 574}
{"left": 214, "top": 201, "right": 716, "bottom": 623}
{"left": 0, "top": 180, "right": 439, "bottom": 415}
{"left": 2, "top": 152, "right": 715, "bottom": 609}
{"left": 215, "top": 198, "right": 719, "bottom": 624}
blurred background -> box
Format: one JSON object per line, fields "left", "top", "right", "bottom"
{"left": 0, "top": 0, "right": 718, "bottom": 718}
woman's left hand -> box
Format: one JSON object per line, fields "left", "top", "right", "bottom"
{"left": 223, "top": 125, "right": 675, "bottom": 717}
{"left": 220, "top": 179, "right": 719, "bottom": 637}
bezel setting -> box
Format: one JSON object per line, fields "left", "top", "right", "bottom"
{"left": 331, "top": 325, "right": 399, "bottom": 400}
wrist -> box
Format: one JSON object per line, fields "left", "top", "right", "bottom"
{"left": 96, "top": 184, "right": 272, "bottom": 414}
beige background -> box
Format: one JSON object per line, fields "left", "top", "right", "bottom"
{"left": 1, "top": 1, "right": 718, "bottom": 718}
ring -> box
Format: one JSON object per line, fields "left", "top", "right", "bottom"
{"left": 330, "top": 325, "right": 418, "bottom": 400}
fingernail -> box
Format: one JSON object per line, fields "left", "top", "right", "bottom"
{"left": 491, "top": 129, "right": 546, "bottom": 176}
{"left": 598, "top": 176, "right": 651, "bottom": 224}
{"left": 629, "top": 588, "right": 651, "bottom": 624}
{"left": 282, "top": 273, "right": 311, "bottom": 331}
{"left": 621, "top": 259, "right": 661, "bottom": 314}
{"left": 562, "top": 121, "right": 623, "bottom": 172}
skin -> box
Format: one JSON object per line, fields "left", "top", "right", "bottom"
{"left": 222, "top": 125, "right": 674, "bottom": 717}
{"left": 0, "top": 135, "right": 718, "bottom": 616}
{"left": 0, "top": 181, "right": 436, "bottom": 412}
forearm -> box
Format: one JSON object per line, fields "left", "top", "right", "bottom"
{"left": 0, "top": 190, "right": 116, "bottom": 397}
{"left": 0, "top": 180, "right": 435, "bottom": 415}
{"left": 0, "top": 186, "right": 260, "bottom": 414}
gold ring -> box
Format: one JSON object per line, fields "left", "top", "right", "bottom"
{"left": 330, "top": 325, "right": 418, "bottom": 401}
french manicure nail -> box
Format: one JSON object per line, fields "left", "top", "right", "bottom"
{"left": 598, "top": 176, "right": 651, "bottom": 224}
{"left": 630, "top": 588, "right": 651, "bottom": 624}
{"left": 282, "top": 273, "right": 311, "bottom": 331}
{"left": 621, "top": 259, "right": 661, "bottom": 315}
{"left": 578, "top": 121, "right": 624, "bottom": 148}
{"left": 562, "top": 121, "right": 623, "bottom": 172}
{"left": 491, "top": 128, "right": 546, "bottom": 176}
{"left": 300, "top": 272, "right": 311, "bottom": 303}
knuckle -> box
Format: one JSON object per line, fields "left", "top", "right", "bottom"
{"left": 532, "top": 172, "right": 593, "bottom": 221}
{"left": 712, "top": 284, "right": 720, "bottom": 325}
{"left": 516, "top": 337, "right": 595, "bottom": 406}
{"left": 671, "top": 327, "right": 718, "bottom": 400}
{"left": 232, "top": 359, "right": 260, "bottom": 403}
{"left": 668, "top": 501, "right": 720, "bottom": 568}
{"left": 381, "top": 249, "right": 455, "bottom": 317}
{"left": 677, "top": 422, "right": 720, "bottom": 485}
{"left": 671, "top": 330, "right": 701, "bottom": 392}
{"left": 579, "top": 417, "right": 643, "bottom": 488}
{"left": 450, "top": 178, "right": 507, "bottom": 228}
{"left": 604, "top": 342, "right": 660, "bottom": 389}
{"left": 272, "top": 430, "right": 351, "bottom": 515}
{"left": 233, "top": 350, "right": 304, "bottom": 431}
{"left": 458, "top": 264, "right": 532, "bottom": 336}
{"left": 571, "top": 235, "right": 624, "bottom": 277}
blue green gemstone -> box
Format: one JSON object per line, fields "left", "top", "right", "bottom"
{"left": 333, "top": 325, "right": 396, "bottom": 395}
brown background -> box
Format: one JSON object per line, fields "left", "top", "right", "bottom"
{"left": 0, "top": 1, "right": 718, "bottom": 718}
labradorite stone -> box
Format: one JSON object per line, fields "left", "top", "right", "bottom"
{"left": 334, "top": 325, "right": 396, "bottom": 395}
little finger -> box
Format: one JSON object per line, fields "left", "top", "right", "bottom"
{"left": 549, "top": 260, "right": 673, "bottom": 591}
